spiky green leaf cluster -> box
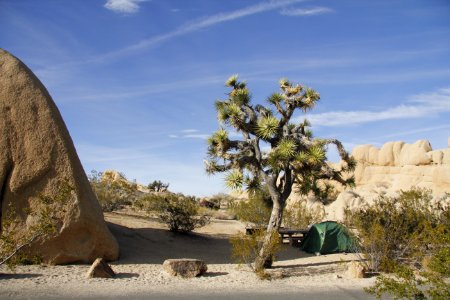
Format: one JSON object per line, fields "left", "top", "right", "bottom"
{"left": 225, "top": 170, "right": 244, "bottom": 190}
{"left": 274, "top": 138, "right": 297, "bottom": 160}
{"left": 256, "top": 116, "right": 279, "bottom": 139}
{"left": 225, "top": 74, "right": 239, "bottom": 87}
{"left": 230, "top": 87, "right": 251, "bottom": 106}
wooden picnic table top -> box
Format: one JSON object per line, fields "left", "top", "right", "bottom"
{"left": 278, "top": 228, "right": 309, "bottom": 235}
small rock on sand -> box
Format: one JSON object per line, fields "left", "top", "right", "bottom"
{"left": 163, "top": 258, "right": 207, "bottom": 278}
{"left": 86, "top": 258, "right": 116, "bottom": 279}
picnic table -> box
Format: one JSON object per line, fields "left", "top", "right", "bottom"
{"left": 245, "top": 226, "right": 309, "bottom": 247}
{"left": 278, "top": 228, "right": 309, "bottom": 246}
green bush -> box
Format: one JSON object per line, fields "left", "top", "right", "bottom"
{"left": 283, "top": 199, "right": 324, "bottom": 229}
{"left": 230, "top": 229, "right": 280, "bottom": 278}
{"left": 145, "top": 192, "right": 209, "bottom": 233}
{"left": 133, "top": 193, "right": 166, "bottom": 212}
{"left": 88, "top": 170, "right": 139, "bottom": 212}
{"left": 344, "top": 188, "right": 450, "bottom": 299}
{"left": 0, "top": 180, "right": 74, "bottom": 268}
{"left": 230, "top": 189, "right": 272, "bottom": 227}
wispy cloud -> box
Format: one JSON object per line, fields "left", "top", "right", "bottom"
{"left": 303, "top": 87, "right": 450, "bottom": 126}
{"left": 96, "top": 0, "right": 303, "bottom": 61}
{"left": 184, "top": 134, "right": 210, "bottom": 139}
{"left": 280, "top": 6, "right": 334, "bottom": 16}
{"left": 104, "top": 0, "right": 149, "bottom": 14}
{"left": 181, "top": 129, "right": 199, "bottom": 133}
{"left": 168, "top": 129, "right": 210, "bottom": 139}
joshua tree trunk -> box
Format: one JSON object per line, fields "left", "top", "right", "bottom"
{"left": 254, "top": 194, "right": 286, "bottom": 271}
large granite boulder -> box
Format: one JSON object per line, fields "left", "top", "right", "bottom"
{"left": 0, "top": 48, "right": 119, "bottom": 264}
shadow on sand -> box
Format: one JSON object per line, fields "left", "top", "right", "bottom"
{"left": 0, "top": 273, "right": 42, "bottom": 280}
{"left": 108, "top": 222, "right": 235, "bottom": 265}
{"left": 108, "top": 221, "right": 351, "bottom": 271}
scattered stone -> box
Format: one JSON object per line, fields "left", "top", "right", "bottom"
{"left": 347, "top": 261, "right": 367, "bottom": 279}
{"left": 86, "top": 258, "right": 116, "bottom": 279}
{"left": 163, "top": 259, "right": 207, "bottom": 278}
{"left": 0, "top": 48, "right": 119, "bottom": 264}
{"left": 335, "top": 274, "right": 342, "bottom": 279}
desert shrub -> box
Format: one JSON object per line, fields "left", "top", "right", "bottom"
{"left": 283, "top": 199, "right": 324, "bottom": 229}
{"left": 344, "top": 188, "right": 448, "bottom": 272}
{"left": 366, "top": 260, "right": 450, "bottom": 300}
{"left": 209, "top": 193, "right": 237, "bottom": 209}
{"left": 147, "top": 180, "right": 169, "bottom": 192}
{"left": 148, "top": 193, "right": 209, "bottom": 233}
{"left": 230, "top": 189, "right": 272, "bottom": 228}
{"left": 88, "top": 170, "right": 139, "bottom": 212}
{"left": 199, "top": 199, "right": 220, "bottom": 210}
{"left": 133, "top": 193, "right": 166, "bottom": 212}
{"left": 344, "top": 188, "right": 450, "bottom": 299}
{"left": 230, "top": 229, "right": 280, "bottom": 278}
{"left": 0, "top": 180, "right": 74, "bottom": 268}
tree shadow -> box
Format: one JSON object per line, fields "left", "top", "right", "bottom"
{"left": 272, "top": 259, "right": 356, "bottom": 269}
{"left": 0, "top": 273, "right": 42, "bottom": 279}
{"left": 115, "top": 272, "right": 140, "bottom": 279}
{"left": 203, "top": 272, "right": 229, "bottom": 277}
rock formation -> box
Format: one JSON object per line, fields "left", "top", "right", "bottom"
{"left": 288, "top": 139, "right": 450, "bottom": 221}
{"left": 0, "top": 48, "right": 119, "bottom": 264}
{"left": 324, "top": 139, "right": 450, "bottom": 220}
{"left": 351, "top": 139, "right": 450, "bottom": 195}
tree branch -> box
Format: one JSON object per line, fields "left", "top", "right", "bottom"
{"left": 0, "top": 233, "right": 43, "bottom": 266}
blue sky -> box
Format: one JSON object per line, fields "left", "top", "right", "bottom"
{"left": 1, "top": 0, "right": 449, "bottom": 196}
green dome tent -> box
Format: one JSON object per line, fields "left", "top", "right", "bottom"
{"left": 301, "top": 221, "right": 356, "bottom": 254}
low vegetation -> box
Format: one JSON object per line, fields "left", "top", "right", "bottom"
{"left": 134, "top": 192, "right": 209, "bottom": 233}
{"left": 344, "top": 188, "right": 450, "bottom": 299}
{"left": 88, "top": 170, "right": 139, "bottom": 212}
{"left": 0, "top": 180, "right": 74, "bottom": 268}
{"left": 147, "top": 180, "right": 169, "bottom": 192}
{"left": 230, "top": 189, "right": 272, "bottom": 228}
{"left": 283, "top": 199, "right": 324, "bottom": 229}
{"left": 230, "top": 229, "right": 281, "bottom": 279}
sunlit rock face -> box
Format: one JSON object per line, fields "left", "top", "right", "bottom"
{"left": 0, "top": 48, "right": 119, "bottom": 264}
{"left": 288, "top": 139, "right": 450, "bottom": 222}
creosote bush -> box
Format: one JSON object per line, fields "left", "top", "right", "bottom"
{"left": 0, "top": 180, "right": 74, "bottom": 268}
{"left": 344, "top": 188, "right": 449, "bottom": 299}
{"left": 230, "top": 189, "right": 272, "bottom": 228}
{"left": 135, "top": 192, "right": 209, "bottom": 233}
{"left": 230, "top": 229, "right": 281, "bottom": 279}
{"left": 283, "top": 199, "right": 324, "bottom": 229}
{"left": 88, "top": 170, "right": 139, "bottom": 212}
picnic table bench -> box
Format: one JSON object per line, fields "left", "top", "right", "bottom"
{"left": 245, "top": 226, "right": 309, "bottom": 247}
{"left": 278, "top": 228, "right": 309, "bottom": 246}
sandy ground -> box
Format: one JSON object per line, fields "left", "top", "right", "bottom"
{"left": 0, "top": 210, "right": 377, "bottom": 299}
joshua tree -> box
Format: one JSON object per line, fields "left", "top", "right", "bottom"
{"left": 148, "top": 180, "right": 169, "bottom": 192}
{"left": 205, "top": 75, "right": 355, "bottom": 271}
